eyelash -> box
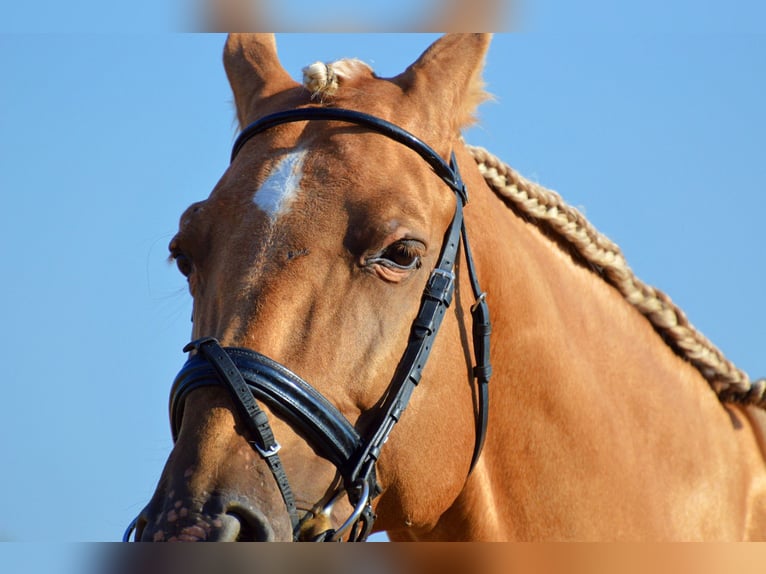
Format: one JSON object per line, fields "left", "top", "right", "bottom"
{"left": 367, "top": 240, "right": 423, "bottom": 270}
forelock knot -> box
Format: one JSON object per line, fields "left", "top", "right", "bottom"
{"left": 301, "top": 58, "right": 373, "bottom": 101}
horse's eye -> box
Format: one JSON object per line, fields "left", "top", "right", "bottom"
{"left": 173, "top": 253, "right": 193, "bottom": 277}
{"left": 370, "top": 240, "right": 423, "bottom": 271}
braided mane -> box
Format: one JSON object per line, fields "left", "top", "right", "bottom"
{"left": 467, "top": 145, "right": 766, "bottom": 409}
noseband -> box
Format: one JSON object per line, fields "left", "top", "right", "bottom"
{"left": 125, "top": 108, "right": 491, "bottom": 542}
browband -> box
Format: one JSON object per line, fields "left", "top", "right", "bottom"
{"left": 231, "top": 108, "right": 468, "bottom": 204}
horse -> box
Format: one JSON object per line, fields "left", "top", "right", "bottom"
{"left": 127, "top": 34, "right": 766, "bottom": 541}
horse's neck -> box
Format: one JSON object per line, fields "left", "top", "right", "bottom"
{"left": 431, "top": 165, "right": 765, "bottom": 540}
{"left": 471, "top": 176, "right": 689, "bottom": 400}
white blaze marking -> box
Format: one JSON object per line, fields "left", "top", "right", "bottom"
{"left": 254, "top": 150, "right": 307, "bottom": 220}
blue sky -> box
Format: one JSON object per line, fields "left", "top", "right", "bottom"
{"left": 1, "top": 22, "right": 765, "bottom": 567}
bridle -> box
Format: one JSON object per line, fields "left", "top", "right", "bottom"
{"left": 124, "top": 107, "right": 492, "bottom": 542}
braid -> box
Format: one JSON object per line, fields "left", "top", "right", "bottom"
{"left": 467, "top": 144, "right": 765, "bottom": 408}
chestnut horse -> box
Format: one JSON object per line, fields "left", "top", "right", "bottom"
{"left": 128, "top": 34, "right": 766, "bottom": 541}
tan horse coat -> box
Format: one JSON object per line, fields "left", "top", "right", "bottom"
{"left": 136, "top": 34, "right": 766, "bottom": 541}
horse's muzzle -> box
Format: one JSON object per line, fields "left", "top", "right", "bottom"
{"left": 131, "top": 493, "right": 283, "bottom": 542}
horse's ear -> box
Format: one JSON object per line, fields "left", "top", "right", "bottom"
{"left": 224, "top": 34, "right": 299, "bottom": 128}
{"left": 394, "top": 33, "right": 492, "bottom": 131}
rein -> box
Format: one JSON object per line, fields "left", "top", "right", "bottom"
{"left": 124, "top": 107, "right": 492, "bottom": 542}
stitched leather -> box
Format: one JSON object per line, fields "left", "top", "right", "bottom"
{"left": 170, "top": 347, "right": 362, "bottom": 470}
{"left": 231, "top": 108, "right": 467, "bottom": 201}
{"left": 183, "top": 338, "right": 301, "bottom": 532}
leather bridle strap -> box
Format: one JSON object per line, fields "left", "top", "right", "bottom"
{"left": 462, "top": 220, "right": 492, "bottom": 471}
{"left": 232, "top": 108, "right": 468, "bottom": 199}
{"left": 229, "top": 107, "right": 491, "bottom": 539}
{"left": 125, "top": 107, "right": 493, "bottom": 543}
{"left": 230, "top": 107, "right": 490, "bottom": 478}
{"left": 170, "top": 347, "right": 362, "bottom": 469}
{"left": 182, "top": 337, "right": 301, "bottom": 533}
{"left": 346, "top": 178, "right": 465, "bottom": 492}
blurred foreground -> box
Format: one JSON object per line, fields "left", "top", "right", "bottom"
{"left": 193, "top": 0, "right": 515, "bottom": 31}
{"left": 95, "top": 543, "right": 766, "bottom": 574}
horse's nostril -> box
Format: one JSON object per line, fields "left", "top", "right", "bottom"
{"left": 225, "top": 508, "right": 275, "bottom": 541}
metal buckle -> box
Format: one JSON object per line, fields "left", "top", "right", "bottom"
{"left": 252, "top": 440, "right": 281, "bottom": 458}
{"left": 471, "top": 291, "right": 487, "bottom": 312}
{"left": 427, "top": 268, "right": 455, "bottom": 305}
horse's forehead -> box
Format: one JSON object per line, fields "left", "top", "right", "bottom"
{"left": 216, "top": 126, "right": 439, "bottom": 228}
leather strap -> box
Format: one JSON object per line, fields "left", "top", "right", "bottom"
{"left": 461, "top": 222, "right": 492, "bottom": 471}
{"left": 171, "top": 348, "right": 362, "bottom": 470}
{"left": 232, "top": 108, "right": 467, "bottom": 200}
{"left": 347, "top": 193, "right": 464, "bottom": 490}
{"left": 182, "top": 338, "right": 301, "bottom": 533}
{"left": 231, "top": 108, "right": 492, "bottom": 486}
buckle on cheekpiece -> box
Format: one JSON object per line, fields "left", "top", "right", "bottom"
{"left": 426, "top": 268, "right": 455, "bottom": 306}
{"left": 252, "top": 440, "right": 281, "bottom": 458}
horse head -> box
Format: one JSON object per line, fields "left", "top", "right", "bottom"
{"left": 129, "top": 33, "right": 766, "bottom": 542}
{"left": 133, "top": 33, "right": 494, "bottom": 542}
